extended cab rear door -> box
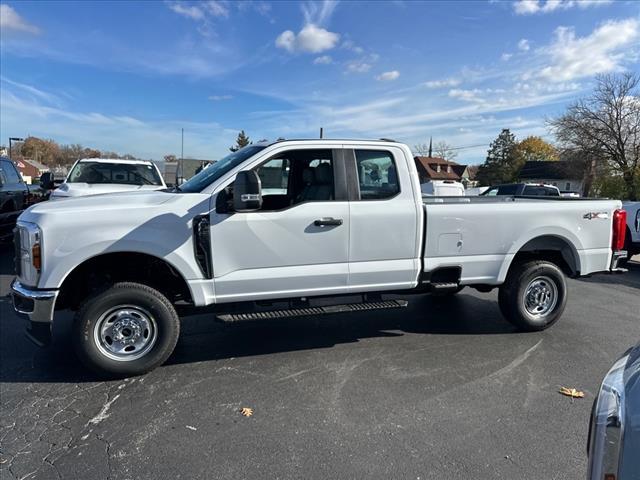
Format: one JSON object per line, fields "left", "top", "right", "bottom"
{"left": 345, "top": 146, "right": 422, "bottom": 290}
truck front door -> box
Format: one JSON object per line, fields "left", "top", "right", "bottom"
{"left": 210, "top": 147, "right": 350, "bottom": 302}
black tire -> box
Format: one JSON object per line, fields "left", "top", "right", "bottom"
{"left": 498, "top": 260, "right": 567, "bottom": 332}
{"left": 73, "top": 282, "right": 180, "bottom": 377}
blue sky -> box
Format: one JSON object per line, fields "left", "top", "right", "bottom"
{"left": 1, "top": 0, "right": 639, "bottom": 163}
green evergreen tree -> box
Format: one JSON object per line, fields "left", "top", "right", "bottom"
{"left": 229, "top": 130, "right": 251, "bottom": 152}
{"left": 476, "top": 129, "right": 517, "bottom": 186}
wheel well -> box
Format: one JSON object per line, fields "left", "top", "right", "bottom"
{"left": 57, "top": 252, "right": 193, "bottom": 311}
{"left": 512, "top": 235, "right": 579, "bottom": 277}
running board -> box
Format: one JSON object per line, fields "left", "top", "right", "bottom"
{"left": 217, "top": 299, "right": 408, "bottom": 322}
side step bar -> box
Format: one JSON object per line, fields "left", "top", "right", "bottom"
{"left": 217, "top": 299, "right": 408, "bottom": 323}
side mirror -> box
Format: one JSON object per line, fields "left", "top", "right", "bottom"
{"left": 40, "top": 172, "right": 55, "bottom": 190}
{"left": 233, "top": 170, "right": 262, "bottom": 212}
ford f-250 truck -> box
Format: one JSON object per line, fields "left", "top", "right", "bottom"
{"left": 11, "top": 139, "right": 628, "bottom": 376}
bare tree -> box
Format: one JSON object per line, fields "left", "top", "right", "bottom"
{"left": 549, "top": 73, "right": 640, "bottom": 200}
{"left": 433, "top": 141, "right": 458, "bottom": 161}
{"left": 413, "top": 143, "right": 430, "bottom": 156}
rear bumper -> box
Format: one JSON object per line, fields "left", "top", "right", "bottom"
{"left": 10, "top": 279, "right": 58, "bottom": 346}
{"left": 610, "top": 250, "right": 628, "bottom": 272}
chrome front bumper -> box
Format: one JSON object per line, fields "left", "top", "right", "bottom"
{"left": 11, "top": 279, "right": 58, "bottom": 346}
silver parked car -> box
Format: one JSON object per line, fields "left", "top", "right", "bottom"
{"left": 587, "top": 343, "right": 640, "bottom": 480}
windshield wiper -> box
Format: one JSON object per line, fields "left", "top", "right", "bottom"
{"left": 131, "top": 172, "right": 156, "bottom": 185}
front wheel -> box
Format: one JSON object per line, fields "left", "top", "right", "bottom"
{"left": 498, "top": 261, "right": 567, "bottom": 331}
{"left": 73, "top": 282, "right": 180, "bottom": 377}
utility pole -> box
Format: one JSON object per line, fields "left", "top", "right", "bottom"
{"left": 319, "top": 127, "right": 323, "bottom": 139}
{"left": 9, "top": 137, "right": 24, "bottom": 160}
{"left": 179, "top": 128, "right": 184, "bottom": 185}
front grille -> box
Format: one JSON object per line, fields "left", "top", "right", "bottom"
{"left": 13, "top": 228, "right": 22, "bottom": 277}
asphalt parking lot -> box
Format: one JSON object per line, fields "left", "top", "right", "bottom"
{"left": 1, "top": 245, "right": 638, "bottom": 480}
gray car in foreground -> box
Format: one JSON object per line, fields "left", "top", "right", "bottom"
{"left": 588, "top": 343, "right": 640, "bottom": 480}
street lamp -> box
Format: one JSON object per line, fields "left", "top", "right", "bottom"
{"left": 9, "top": 137, "right": 24, "bottom": 160}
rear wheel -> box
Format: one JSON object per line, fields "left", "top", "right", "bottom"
{"left": 498, "top": 260, "right": 567, "bottom": 331}
{"left": 73, "top": 282, "right": 180, "bottom": 377}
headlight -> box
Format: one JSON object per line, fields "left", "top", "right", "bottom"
{"left": 15, "top": 221, "right": 43, "bottom": 287}
{"left": 587, "top": 353, "right": 628, "bottom": 480}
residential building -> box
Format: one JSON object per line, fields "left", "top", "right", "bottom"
{"left": 518, "top": 160, "right": 585, "bottom": 194}
{"left": 14, "top": 158, "right": 49, "bottom": 184}
{"left": 414, "top": 156, "right": 476, "bottom": 187}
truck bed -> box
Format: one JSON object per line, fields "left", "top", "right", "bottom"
{"left": 421, "top": 195, "right": 620, "bottom": 285}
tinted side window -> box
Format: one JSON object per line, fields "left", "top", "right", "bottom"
{"left": 354, "top": 150, "right": 399, "bottom": 200}
{"left": 497, "top": 185, "right": 518, "bottom": 195}
{"left": 251, "top": 149, "right": 335, "bottom": 211}
{"left": 1, "top": 161, "right": 21, "bottom": 183}
{"left": 523, "top": 186, "right": 543, "bottom": 196}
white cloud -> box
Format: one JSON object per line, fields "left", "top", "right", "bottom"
{"left": 208, "top": 94, "right": 233, "bottom": 101}
{"left": 518, "top": 38, "right": 530, "bottom": 51}
{"left": 341, "top": 39, "right": 364, "bottom": 54}
{"left": 167, "top": 2, "right": 204, "bottom": 19}
{"left": 537, "top": 18, "right": 640, "bottom": 82}
{"left": 376, "top": 70, "right": 400, "bottom": 81}
{"left": 0, "top": 4, "right": 40, "bottom": 34}
{"left": 448, "top": 88, "right": 485, "bottom": 103}
{"left": 302, "top": 0, "right": 338, "bottom": 26}
{"left": 501, "top": 53, "right": 513, "bottom": 61}
{"left": 314, "top": 55, "right": 333, "bottom": 64}
{"left": 423, "top": 78, "right": 461, "bottom": 88}
{"left": 0, "top": 76, "right": 62, "bottom": 106}
{"left": 513, "top": 0, "right": 612, "bottom": 15}
{"left": 276, "top": 1, "right": 341, "bottom": 54}
{"left": 276, "top": 24, "right": 340, "bottom": 53}
{"left": 205, "top": 0, "right": 229, "bottom": 17}
{"left": 346, "top": 60, "right": 372, "bottom": 73}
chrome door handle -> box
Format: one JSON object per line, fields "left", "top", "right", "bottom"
{"left": 314, "top": 217, "right": 343, "bottom": 227}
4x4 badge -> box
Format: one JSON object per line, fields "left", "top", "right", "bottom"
{"left": 583, "top": 212, "right": 609, "bottom": 220}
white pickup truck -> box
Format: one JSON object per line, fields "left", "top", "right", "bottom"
{"left": 11, "top": 139, "right": 628, "bottom": 376}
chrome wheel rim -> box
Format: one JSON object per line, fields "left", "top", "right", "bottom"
{"left": 523, "top": 276, "right": 558, "bottom": 319}
{"left": 94, "top": 305, "right": 157, "bottom": 361}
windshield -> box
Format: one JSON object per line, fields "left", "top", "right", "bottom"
{"left": 68, "top": 162, "right": 163, "bottom": 186}
{"left": 179, "top": 145, "right": 266, "bottom": 193}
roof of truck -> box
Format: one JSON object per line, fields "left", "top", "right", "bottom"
{"left": 256, "top": 138, "right": 402, "bottom": 146}
{"left": 77, "top": 158, "right": 156, "bottom": 165}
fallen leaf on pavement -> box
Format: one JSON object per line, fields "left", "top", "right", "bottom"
{"left": 240, "top": 407, "right": 253, "bottom": 417}
{"left": 559, "top": 387, "right": 585, "bottom": 398}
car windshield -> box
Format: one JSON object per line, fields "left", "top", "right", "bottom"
{"left": 68, "top": 162, "right": 163, "bottom": 186}
{"left": 178, "top": 145, "right": 266, "bottom": 193}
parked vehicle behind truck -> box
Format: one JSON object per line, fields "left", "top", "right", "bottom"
{"left": 11, "top": 139, "right": 628, "bottom": 376}
{"left": 420, "top": 179, "right": 465, "bottom": 196}
{"left": 622, "top": 202, "right": 640, "bottom": 259}
{"left": 47, "top": 158, "right": 166, "bottom": 200}
{"left": 1, "top": 157, "right": 32, "bottom": 241}
{"left": 481, "top": 183, "right": 561, "bottom": 197}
